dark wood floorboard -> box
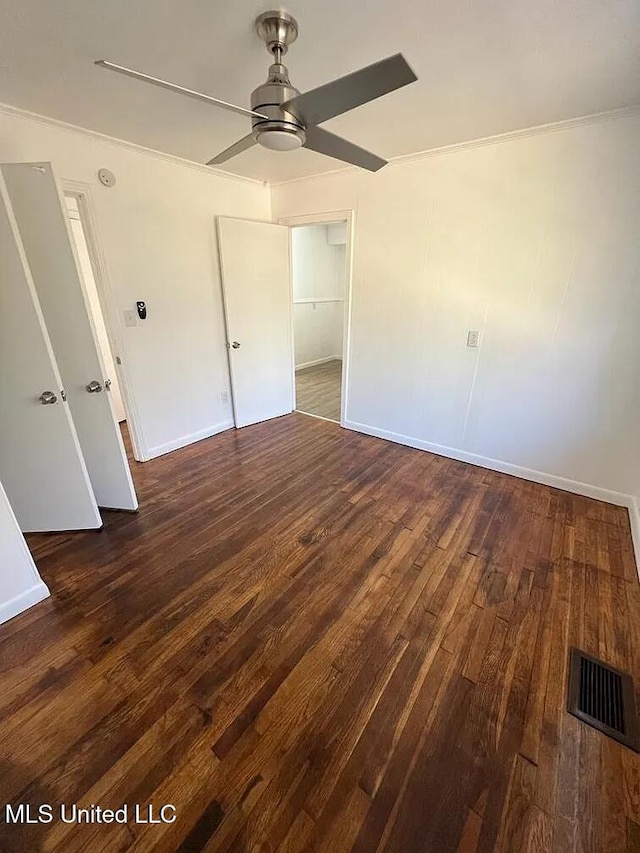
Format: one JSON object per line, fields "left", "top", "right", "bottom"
{"left": 295, "top": 359, "right": 342, "bottom": 422}
{"left": 1, "top": 414, "right": 638, "bottom": 852}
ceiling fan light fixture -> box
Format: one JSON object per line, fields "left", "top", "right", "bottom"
{"left": 255, "top": 126, "right": 305, "bottom": 151}
{"left": 96, "top": 10, "right": 417, "bottom": 172}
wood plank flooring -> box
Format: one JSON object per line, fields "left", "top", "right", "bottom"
{"left": 295, "top": 359, "right": 342, "bottom": 422}
{"left": 1, "top": 413, "right": 639, "bottom": 852}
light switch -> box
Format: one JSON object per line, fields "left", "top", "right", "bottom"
{"left": 124, "top": 309, "right": 137, "bottom": 328}
{"left": 467, "top": 330, "right": 480, "bottom": 348}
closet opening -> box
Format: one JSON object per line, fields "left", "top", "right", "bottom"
{"left": 290, "top": 221, "right": 349, "bottom": 423}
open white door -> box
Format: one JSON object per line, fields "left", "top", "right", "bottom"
{"left": 0, "top": 172, "right": 102, "bottom": 532}
{"left": 217, "top": 217, "right": 293, "bottom": 428}
{"left": 2, "top": 163, "right": 137, "bottom": 511}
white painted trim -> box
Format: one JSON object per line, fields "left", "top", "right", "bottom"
{"left": 146, "top": 419, "right": 234, "bottom": 459}
{"left": 279, "top": 210, "right": 355, "bottom": 430}
{"left": 0, "top": 102, "right": 264, "bottom": 187}
{"left": 295, "top": 355, "right": 342, "bottom": 371}
{"left": 287, "top": 226, "right": 297, "bottom": 418}
{"left": 340, "top": 212, "right": 356, "bottom": 430}
{"left": 1, "top": 482, "right": 51, "bottom": 620}
{"left": 629, "top": 499, "right": 640, "bottom": 579}
{"left": 0, "top": 581, "right": 50, "bottom": 626}
{"left": 271, "top": 105, "right": 640, "bottom": 187}
{"left": 294, "top": 297, "right": 344, "bottom": 304}
{"left": 344, "top": 418, "right": 636, "bottom": 508}
{"left": 61, "top": 178, "right": 148, "bottom": 462}
{"left": 279, "top": 211, "right": 354, "bottom": 228}
{"left": 2, "top": 100, "right": 639, "bottom": 190}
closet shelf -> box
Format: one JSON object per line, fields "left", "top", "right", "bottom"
{"left": 294, "top": 297, "right": 344, "bottom": 304}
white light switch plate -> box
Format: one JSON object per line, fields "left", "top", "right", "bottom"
{"left": 124, "top": 309, "right": 137, "bottom": 328}
{"left": 467, "top": 330, "right": 480, "bottom": 348}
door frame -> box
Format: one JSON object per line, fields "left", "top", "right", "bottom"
{"left": 62, "top": 179, "right": 146, "bottom": 462}
{"left": 278, "top": 210, "right": 355, "bottom": 427}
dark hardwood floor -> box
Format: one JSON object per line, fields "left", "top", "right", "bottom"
{"left": 1, "top": 413, "right": 639, "bottom": 852}
{"left": 295, "top": 359, "right": 342, "bottom": 422}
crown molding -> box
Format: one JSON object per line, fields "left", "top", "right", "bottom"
{"left": 270, "top": 104, "right": 640, "bottom": 188}
{"left": 0, "top": 100, "right": 267, "bottom": 188}
{"left": 1, "top": 99, "right": 639, "bottom": 190}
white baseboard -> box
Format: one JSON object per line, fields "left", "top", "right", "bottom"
{"left": 343, "top": 419, "right": 633, "bottom": 505}
{"left": 296, "top": 355, "right": 342, "bottom": 371}
{"left": 344, "top": 419, "right": 640, "bottom": 577}
{"left": 146, "top": 419, "right": 234, "bottom": 460}
{"left": 0, "top": 581, "right": 50, "bottom": 626}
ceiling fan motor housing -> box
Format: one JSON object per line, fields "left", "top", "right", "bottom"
{"left": 251, "top": 63, "right": 306, "bottom": 151}
{"left": 252, "top": 11, "right": 305, "bottom": 151}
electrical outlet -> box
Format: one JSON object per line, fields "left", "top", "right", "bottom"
{"left": 220, "top": 390, "right": 229, "bottom": 404}
{"left": 466, "top": 330, "right": 480, "bottom": 348}
{"left": 123, "top": 309, "right": 137, "bottom": 328}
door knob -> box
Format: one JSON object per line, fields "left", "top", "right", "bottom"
{"left": 231, "top": 341, "right": 241, "bottom": 349}
{"left": 39, "top": 391, "right": 57, "bottom": 405}
{"left": 86, "top": 380, "right": 103, "bottom": 393}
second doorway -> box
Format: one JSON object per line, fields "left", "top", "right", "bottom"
{"left": 292, "top": 221, "right": 348, "bottom": 423}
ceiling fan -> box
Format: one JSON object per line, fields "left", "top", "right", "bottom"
{"left": 95, "top": 10, "right": 417, "bottom": 172}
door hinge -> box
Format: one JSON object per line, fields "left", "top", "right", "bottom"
{"left": 116, "top": 355, "right": 122, "bottom": 365}
{"left": 60, "top": 389, "right": 67, "bottom": 401}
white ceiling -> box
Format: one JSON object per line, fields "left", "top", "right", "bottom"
{"left": 0, "top": 0, "right": 639, "bottom": 183}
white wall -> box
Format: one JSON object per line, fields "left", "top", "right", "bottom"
{"left": 292, "top": 225, "right": 345, "bottom": 369}
{"left": 273, "top": 113, "right": 640, "bottom": 506}
{"left": 293, "top": 302, "right": 344, "bottom": 369}
{"left": 0, "top": 104, "right": 270, "bottom": 459}
{"left": 292, "top": 225, "right": 346, "bottom": 300}
{"left": 0, "top": 479, "right": 49, "bottom": 625}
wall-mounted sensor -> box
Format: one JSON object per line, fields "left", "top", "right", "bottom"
{"left": 98, "top": 168, "right": 116, "bottom": 187}
{"left": 136, "top": 301, "right": 147, "bottom": 320}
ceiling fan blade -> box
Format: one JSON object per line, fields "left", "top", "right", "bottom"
{"left": 303, "top": 126, "right": 386, "bottom": 172}
{"left": 95, "top": 60, "right": 267, "bottom": 121}
{"left": 207, "top": 134, "right": 257, "bottom": 165}
{"left": 283, "top": 54, "right": 416, "bottom": 126}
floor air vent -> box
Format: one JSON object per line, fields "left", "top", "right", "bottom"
{"left": 567, "top": 648, "right": 639, "bottom": 752}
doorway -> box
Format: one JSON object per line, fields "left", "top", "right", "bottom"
{"left": 65, "top": 195, "right": 126, "bottom": 423}
{"left": 62, "top": 184, "right": 145, "bottom": 465}
{"left": 216, "top": 212, "right": 353, "bottom": 432}
{"left": 290, "top": 220, "right": 349, "bottom": 423}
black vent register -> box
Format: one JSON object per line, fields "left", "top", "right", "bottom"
{"left": 567, "top": 648, "right": 639, "bottom": 752}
